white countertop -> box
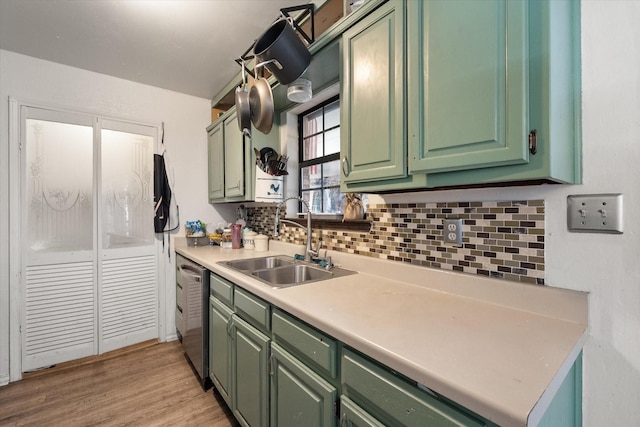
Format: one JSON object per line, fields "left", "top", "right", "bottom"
{"left": 175, "top": 239, "right": 588, "bottom": 427}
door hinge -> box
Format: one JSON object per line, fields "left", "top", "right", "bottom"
{"left": 334, "top": 398, "right": 341, "bottom": 419}
{"left": 529, "top": 129, "right": 537, "bottom": 155}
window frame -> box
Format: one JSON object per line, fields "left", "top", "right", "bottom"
{"left": 297, "top": 95, "right": 342, "bottom": 214}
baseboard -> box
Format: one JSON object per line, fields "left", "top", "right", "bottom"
{"left": 0, "top": 374, "right": 10, "bottom": 387}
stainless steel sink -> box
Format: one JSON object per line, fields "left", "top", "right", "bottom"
{"left": 223, "top": 255, "right": 294, "bottom": 272}
{"left": 219, "top": 255, "right": 357, "bottom": 288}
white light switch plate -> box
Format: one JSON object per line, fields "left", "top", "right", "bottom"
{"left": 567, "top": 194, "right": 623, "bottom": 234}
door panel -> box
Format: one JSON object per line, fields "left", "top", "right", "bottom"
{"left": 233, "top": 315, "right": 269, "bottom": 427}
{"left": 271, "top": 343, "right": 337, "bottom": 427}
{"left": 23, "top": 109, "right": 96, "bottom": 371}
{"left": 100, "top": 120, "right": 157, "bottom": 353}
{"left": 409, "top": 0, "right": 528, "bottom": 173}
{"left": 341, "top": 0, "right": 406, "bottom": 183}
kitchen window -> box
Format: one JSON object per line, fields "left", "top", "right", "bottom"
{"left": 298, "top": 96, "right": 344, "bottom": 214}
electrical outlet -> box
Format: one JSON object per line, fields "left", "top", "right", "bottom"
{"left": 443, "top": 218, "right": 463, "bottom": 245}
{"left": 567, "top": 194, "right": 623, "bottom": 234}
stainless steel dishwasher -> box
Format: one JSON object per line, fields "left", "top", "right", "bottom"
{"left": 176, "top": 254, "right": 211, "bottom": 390}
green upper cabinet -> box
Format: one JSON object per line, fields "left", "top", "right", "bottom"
{"left": 223, "top": 109, "right": 245, "bottom": 199}
{"left": 426, "top": 0, "right": 581, "bottom": 187}
{"left": 339, "top": 0, "right": 580, "bottom": 192}
{"left": 207, "top": 107, "right": 279, "bottom": 203}
{"left": 408, "top": 0, "right": 529, "bottom": 174}
{"left": 207, "top": 122, "right": 225, "bottom": 201}
{"left": 340, "top": 0, "right": 406, "bottom": 184}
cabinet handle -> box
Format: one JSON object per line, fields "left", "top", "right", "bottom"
{"left": 340, "top": 412, "right": 346, "bottom": 427}
{"left": 342, "top": 157, "right": 350, "bottom": 177}
{"left": 529, "top": 129, "right": 537, "bottom": 155}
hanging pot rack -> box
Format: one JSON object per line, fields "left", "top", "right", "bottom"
{"left": 234, "top": 4, "right": 315, "bottom": 79}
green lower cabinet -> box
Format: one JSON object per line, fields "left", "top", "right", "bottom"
{"left": 341, "top": 348, "right": 490, "bottom": 427}
{"left": 340, "top": 396, "right": 385, "bottom": 427}
{"left": 270, "top": 343, "right": 338, "bottom": 427}
{"left": 209, "top": 296, "right": 233, "bottom": 407}
{"left": 232, "top": 314, "right": 270, "bottom": 427}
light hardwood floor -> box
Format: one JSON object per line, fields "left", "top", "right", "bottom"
{"left": 0, "top": 340, "right": 238, "bottom": 426}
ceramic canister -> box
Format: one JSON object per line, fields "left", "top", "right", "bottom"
{"left": 254, "top": 234, "right": 269, "bottom": 252}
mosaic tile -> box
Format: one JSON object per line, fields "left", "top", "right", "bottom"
{"left": 245, "top": 199, "right": 545, "bottom": 286}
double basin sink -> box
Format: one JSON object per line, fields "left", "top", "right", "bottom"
{"left": 219, "top": 255, "right": 357, "bottom": 288}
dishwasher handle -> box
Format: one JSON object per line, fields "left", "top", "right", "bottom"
{"left": 179, "top": 264, "right": 204, "bottom": 281}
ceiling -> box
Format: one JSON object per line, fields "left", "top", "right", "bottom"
{"left": 0, "top": 0, "right": 311, "bottom": 100}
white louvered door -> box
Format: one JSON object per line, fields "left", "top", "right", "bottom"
{"left": 99, "top": 120, "right": 157, "bottom": 353}
{"left": 22, "top": 107, "right": 157, "bottom": 372}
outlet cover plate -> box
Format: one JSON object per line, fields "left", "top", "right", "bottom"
{"left": 567, "top": 193, "right": 623, "bottom": 234}
{"left": 443, "top": 218, "right": 463, "bottom": 245}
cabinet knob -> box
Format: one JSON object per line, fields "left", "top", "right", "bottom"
{"left": 342, "top": 157, "right": 350, "bottom": 177}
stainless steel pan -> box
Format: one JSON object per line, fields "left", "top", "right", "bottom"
{"left": 235, "top": 63, "right": 251, "bottom": 137}
{"left": 250, "top": 65, "right": 274, "bottom": 134}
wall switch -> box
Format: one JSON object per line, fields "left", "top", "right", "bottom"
{"left": 443, "top": 218, "right": 463, "bottom": 245}
{"left": 567, "top": 194, "right": 623, "bottom": 234}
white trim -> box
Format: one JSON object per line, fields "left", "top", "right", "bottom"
{"left": 8, "top": 97, "right": 23, "bottom": 381}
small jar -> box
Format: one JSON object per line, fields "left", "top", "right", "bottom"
{"left": 231, "top": 224, "right": 242, "bottom": 249}
{"left": 221, "top": 228, "right": 232, "bottom": 249}
{"left": 243, "top": 231, "right": 257, "bottom": 250}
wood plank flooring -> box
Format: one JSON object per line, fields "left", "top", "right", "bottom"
{"left": 0, "top": 340, "right": 238, "bottom": 427}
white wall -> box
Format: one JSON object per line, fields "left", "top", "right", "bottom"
{"left": 0, "top": 50, "right": 234, "bottom": 383}
{"left": 370, "top": 2, "right": 640, "bottom": 425}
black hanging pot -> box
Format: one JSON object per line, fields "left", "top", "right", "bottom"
{"left": 254, "top": 18, "right": 311, "bottom": 85}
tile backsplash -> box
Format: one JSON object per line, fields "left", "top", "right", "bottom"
{"left": 246, "top": 200, "right": 545, "bottom": 285}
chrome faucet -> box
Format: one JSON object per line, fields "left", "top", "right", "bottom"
{"left": 274, "top": 196, "right": 320, "bottom": 262}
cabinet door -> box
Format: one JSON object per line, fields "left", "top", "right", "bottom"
{"left": 232, "top": 314, "right": 270, "bottom": 427}
{"left": 341, "top": 0, "right": 406, "bottom": 184}
{"left": 223, "top": 110, "right": 245, "bottom": 198}
{"left": 209, "top": 296, "right": 233, "bottom": 407}
{"left": 270, "top": 343, "right": 337, "bottom": 427}
{"left": 207, "top": 123, "right": 225, "bottom": 201}
{"left": 408, "top": 0, "right": 528, "bottom": 174}
{"left": 340, "top": 396, "right": 384, "bottom": 427}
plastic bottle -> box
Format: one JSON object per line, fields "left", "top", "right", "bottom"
{"left": 231, "top": 224, "right": 242, "bottom": 249}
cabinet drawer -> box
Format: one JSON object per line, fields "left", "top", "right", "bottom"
{"left": 176, "top": 282, "right": 185, "bottom": 308}
{"left": 175, "top": 306, "right": 185, "bottom": 336}
{"left": 234, "top": 287, "right": 270, "bottom": 333}
{"left": 210, "top": 273, "right": 233, "bottom": 307}
{"left": 342, "top": 349, "right": 485, "bottom": 427}
{"left": 272, "top": 309, "right": 338, "bottom": 380}
{"left": 341, "top": 395, "right": 385, "bottom": 427}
